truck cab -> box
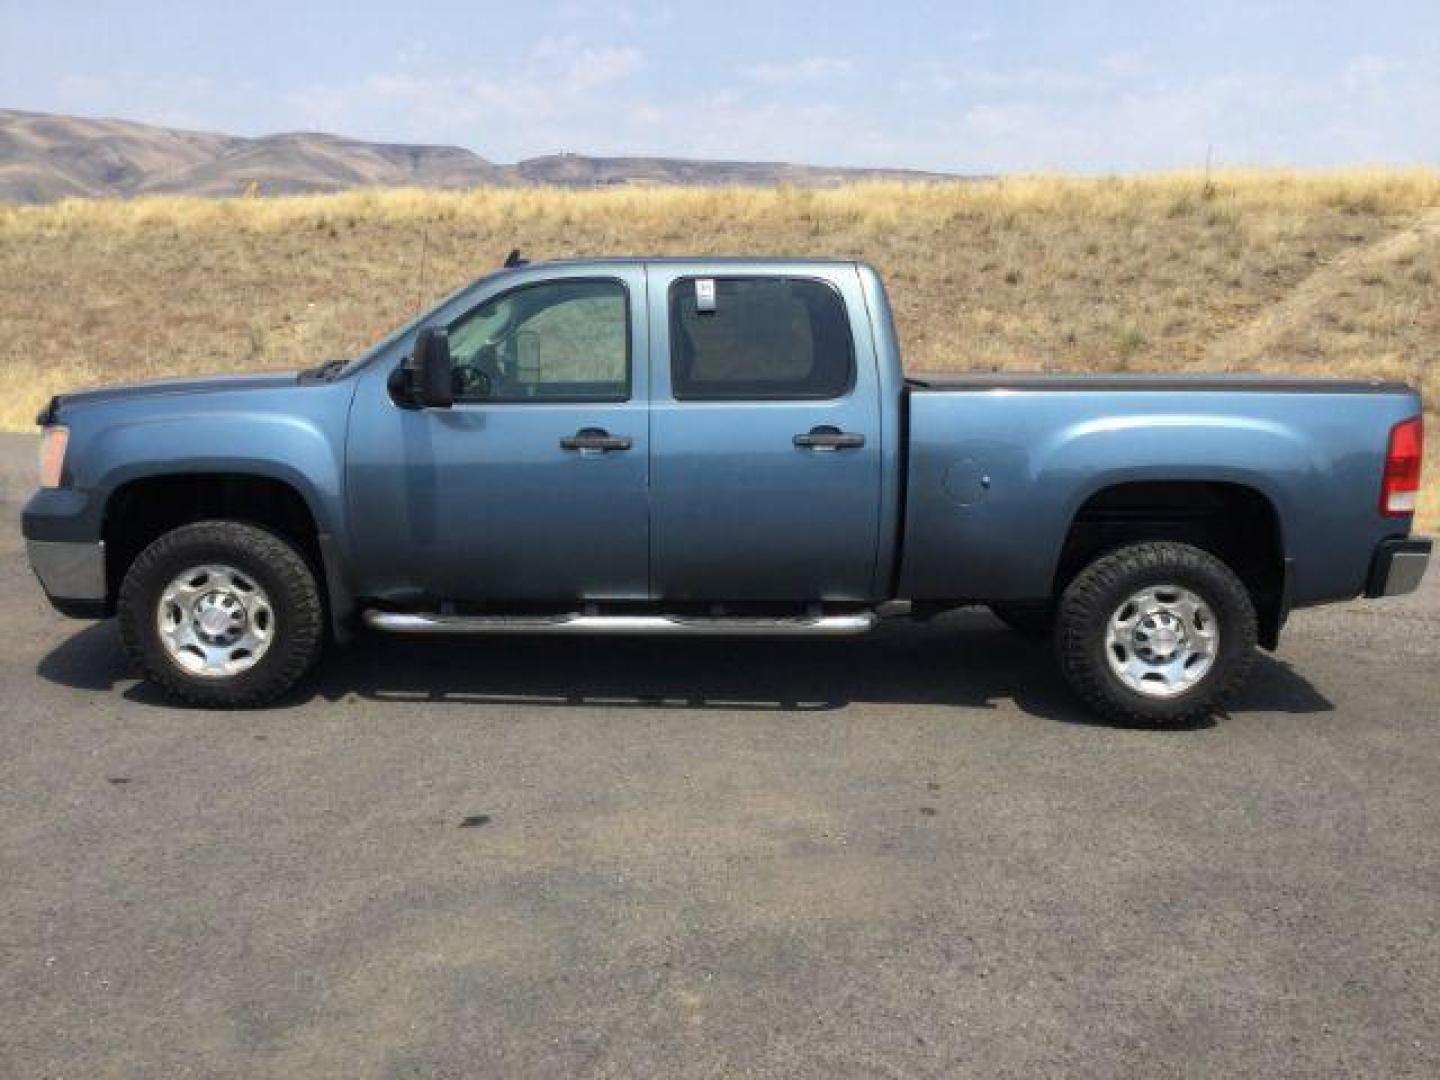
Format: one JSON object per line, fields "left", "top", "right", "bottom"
{"left": 346, "top": 259, "right": 896, "bottom": 608}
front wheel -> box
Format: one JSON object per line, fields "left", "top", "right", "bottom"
{"left": 117, "top": 520, "right": 325, "bottom": 708}
{"left": 1055, "top": 542, "right": 1257, "bottom": 727}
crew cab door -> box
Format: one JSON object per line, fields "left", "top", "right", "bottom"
{"left": 646, "top": 264, "right": 884, "bottom": 601}
{"left": 345, "top": 267, "right": 651, "bottom": 604}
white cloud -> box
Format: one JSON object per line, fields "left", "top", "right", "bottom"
{"left": 997, "top": 65, "right": 1428, "bottom": 171}
{"left": 551, "top": 0, "right": 674, "bottom": 30}
{"left": 741, "top": 57, "right": 854, "bottom": 85}
{"left": 901, "top": 61, "right": 1095, "bottom": 96}
{"left": 1101, "top": 51, "right": 1150, "bottom": 79}
{"left": 632, "top": 100, "right": 851, "bottom": 161}
{"left": 395, "top": 38, "right": 428, "bottom": 67}
{"left": 281, "top": 36, "right": 646, "bottom": 157}
{"left": 567, "top": 46, "right": 644, "bottom": 88}
{"left": 879, "top": 51, "right": 1440, "bottom": 173}
{"left": 530, "top": 36, "right": 643, "bottom": 88}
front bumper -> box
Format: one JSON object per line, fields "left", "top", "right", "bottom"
{"left": 1365, "top": 536, "right": 1431, "bottom": 598}
{"left": 22, "top": 486, "right": 109, "bottom": 618}
{"left": 26, "top": 539, "right": 107, "bottom": 616}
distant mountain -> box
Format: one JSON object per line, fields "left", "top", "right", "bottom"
{"left": 0, "top": 110, "right": 507, "bottom": 201}
{"left": 0, "top": 108, "right": 954, "bottom": 203}
{"left": 509, "top": 153, "right": 951, "bottom": 189}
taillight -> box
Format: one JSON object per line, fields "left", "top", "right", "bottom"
{"left": 1380, "top": 415, "right": 1424, "bottom": 517}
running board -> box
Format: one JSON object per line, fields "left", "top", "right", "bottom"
{"left": 362, "top": 610, "right": 877, "bottom": 637}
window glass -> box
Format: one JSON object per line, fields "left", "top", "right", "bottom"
{"left": 447, "top": 279, "right": 628, "bottom": 401}
{"left": 669, "top": 277, "right": 854, "bottom": 400}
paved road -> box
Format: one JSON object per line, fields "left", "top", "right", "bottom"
{"left": 3, "top": 434, "right": 1438, "bottom": 1078}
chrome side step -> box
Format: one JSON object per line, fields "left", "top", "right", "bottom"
{"left": 362, "top": 610, "right": 877, "bottom": 637}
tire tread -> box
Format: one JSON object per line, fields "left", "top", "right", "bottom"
{"left": 1055, "top": 542, "right": 1257, "bottom": 727}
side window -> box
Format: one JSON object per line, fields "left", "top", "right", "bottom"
{"left": 447, "top": 279, "right": 629, "bottom": 402}
{"left": 669, "top": 277, "right": 854, "bottom": 400}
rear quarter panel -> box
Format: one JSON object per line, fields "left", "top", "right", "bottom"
{"left": 899, "top": 386, "right": 1422, "bottom": 605}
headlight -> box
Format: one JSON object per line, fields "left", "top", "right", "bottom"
{"left": 38, "top": 425, "right": 69, "bottom": 488}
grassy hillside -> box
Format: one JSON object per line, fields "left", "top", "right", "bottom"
{"left": 1, "top": 171, "right": 1436, "bottom": 523}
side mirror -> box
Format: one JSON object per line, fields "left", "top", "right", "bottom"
{"left": 394, "top": 327, "right": 454, "bottom": 409}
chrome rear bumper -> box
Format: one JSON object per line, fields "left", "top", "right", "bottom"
{"left": 1365, "top": 536, "right": 1431, "bottom": 598}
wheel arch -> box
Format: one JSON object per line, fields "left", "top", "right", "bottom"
{"left": 100, "top": 470, "right": 354, "bottom": 640}
{"left": 1051, "top": 479, "right": 1290, "bottom": 649}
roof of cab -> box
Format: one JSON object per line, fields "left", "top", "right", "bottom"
{"left": 499, "top": 256, "right": 862, "bottom": 269}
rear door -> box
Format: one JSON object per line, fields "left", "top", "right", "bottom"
{"left": 646, "top": 263, "right": 884, "bottom": 601}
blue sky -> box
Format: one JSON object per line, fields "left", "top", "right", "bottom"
{"left": 2, "top": 0, "right": 1437, "bottom": 172}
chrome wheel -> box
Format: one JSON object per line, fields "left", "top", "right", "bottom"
{"left": 1105, "top": 584, "right": 1218, "bottom": 698}
{"left": 155, "top": 564, "right": 275, "bottom": 679}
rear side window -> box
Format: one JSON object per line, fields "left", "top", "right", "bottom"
{"left": 669, "top": 277, "right": 854, "bottom": 400}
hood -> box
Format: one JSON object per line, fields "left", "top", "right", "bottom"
{"left": 38, "top": 370, "right": 300, "bottom": 424}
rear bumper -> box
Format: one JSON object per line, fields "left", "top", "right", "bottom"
{"left": 1365, "top": 536, "right": 1431, "bottom": 598}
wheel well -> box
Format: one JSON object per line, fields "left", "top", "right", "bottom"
{"left": 1054, "top": 481, "right": 1288, "bottom": 648}
{"left": 103, "top": 474, "right": 323, "bottom": 608}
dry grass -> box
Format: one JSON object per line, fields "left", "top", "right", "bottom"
{"left": 1, "top": 170, "right": 1436, "bottom": 525}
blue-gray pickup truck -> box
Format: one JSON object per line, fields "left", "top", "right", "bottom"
{"left": 22, "top": 257, "right": 1431, "bottom": 724}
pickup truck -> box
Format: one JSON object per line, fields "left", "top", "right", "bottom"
{"left": 22, "top": 257, "right": 1431, "bottom": 724}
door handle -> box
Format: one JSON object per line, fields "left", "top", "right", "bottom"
{"left": 561, "top": 427, "right": 633, "bottom": 452}
{"left": 793, "top": 426, "right": 866, "bottom": 450}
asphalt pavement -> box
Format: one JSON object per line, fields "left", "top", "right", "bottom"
{"left": 2, "top": 433, "right": 1437, "bottom": 1078}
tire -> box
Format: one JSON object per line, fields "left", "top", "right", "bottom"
{"left": 988, "top": 601, "right": 1055, "bottom": 639}
{"left": 117, "top": 520, "right": 324, "bottom": 708}
{"left": 1055, "top": 542, "right": 1257, "bottom": 727}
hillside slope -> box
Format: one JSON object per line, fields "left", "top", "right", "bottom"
{"left": 0, "top": 109, "right": 504, "bottom": 200}
{"left": 0, "top": 110, "right": 231, "bottom": 201}
{"left": 0, "top": 109, "right": 952, "bottom": 202}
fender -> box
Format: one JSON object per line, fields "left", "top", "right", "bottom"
{"left": 897, "top": 392, "right": 1371, "bottom": 603}
{"left": 1033, "top": 412, "right": 1308, "bottom": 575}
{"left": 93, "top": 412, "right": 355, "bottom": 637}
{"left": 86, "top": 411, "right": 344, "bottom": 534}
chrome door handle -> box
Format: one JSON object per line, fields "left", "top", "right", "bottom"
{"left": 561, "top": 427, "right": 633, "bottom": 452}
{"left": 794, "top": 425, "right": 865, "bottom": 450}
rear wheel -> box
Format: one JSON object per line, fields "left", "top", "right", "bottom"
{"left": 1055, "top": 542, "right": 1256, "bottom": 726}
{"left": 117, "top": 520, "right": 324, "bottom": 708}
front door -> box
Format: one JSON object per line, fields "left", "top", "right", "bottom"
{"left": 646, "top": 265, "right": 884, "bottom": 602}
{"left": 346, "top": 268, "right": 651, "bottom": 604}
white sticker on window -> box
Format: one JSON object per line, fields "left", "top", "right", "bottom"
{"left": 695, "top": 277, "right": 716, "bottom": 313}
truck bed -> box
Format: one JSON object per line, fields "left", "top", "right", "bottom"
{"left": 898, "top": 378, "right": 1423, "bottom": 606}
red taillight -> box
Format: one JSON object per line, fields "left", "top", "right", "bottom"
{"left": 1380, "top": 415, "right": 1424, "bottom": 517}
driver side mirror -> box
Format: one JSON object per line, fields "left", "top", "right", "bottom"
{"left": 392, "top": 327, "right": 454, "bottom": 409}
